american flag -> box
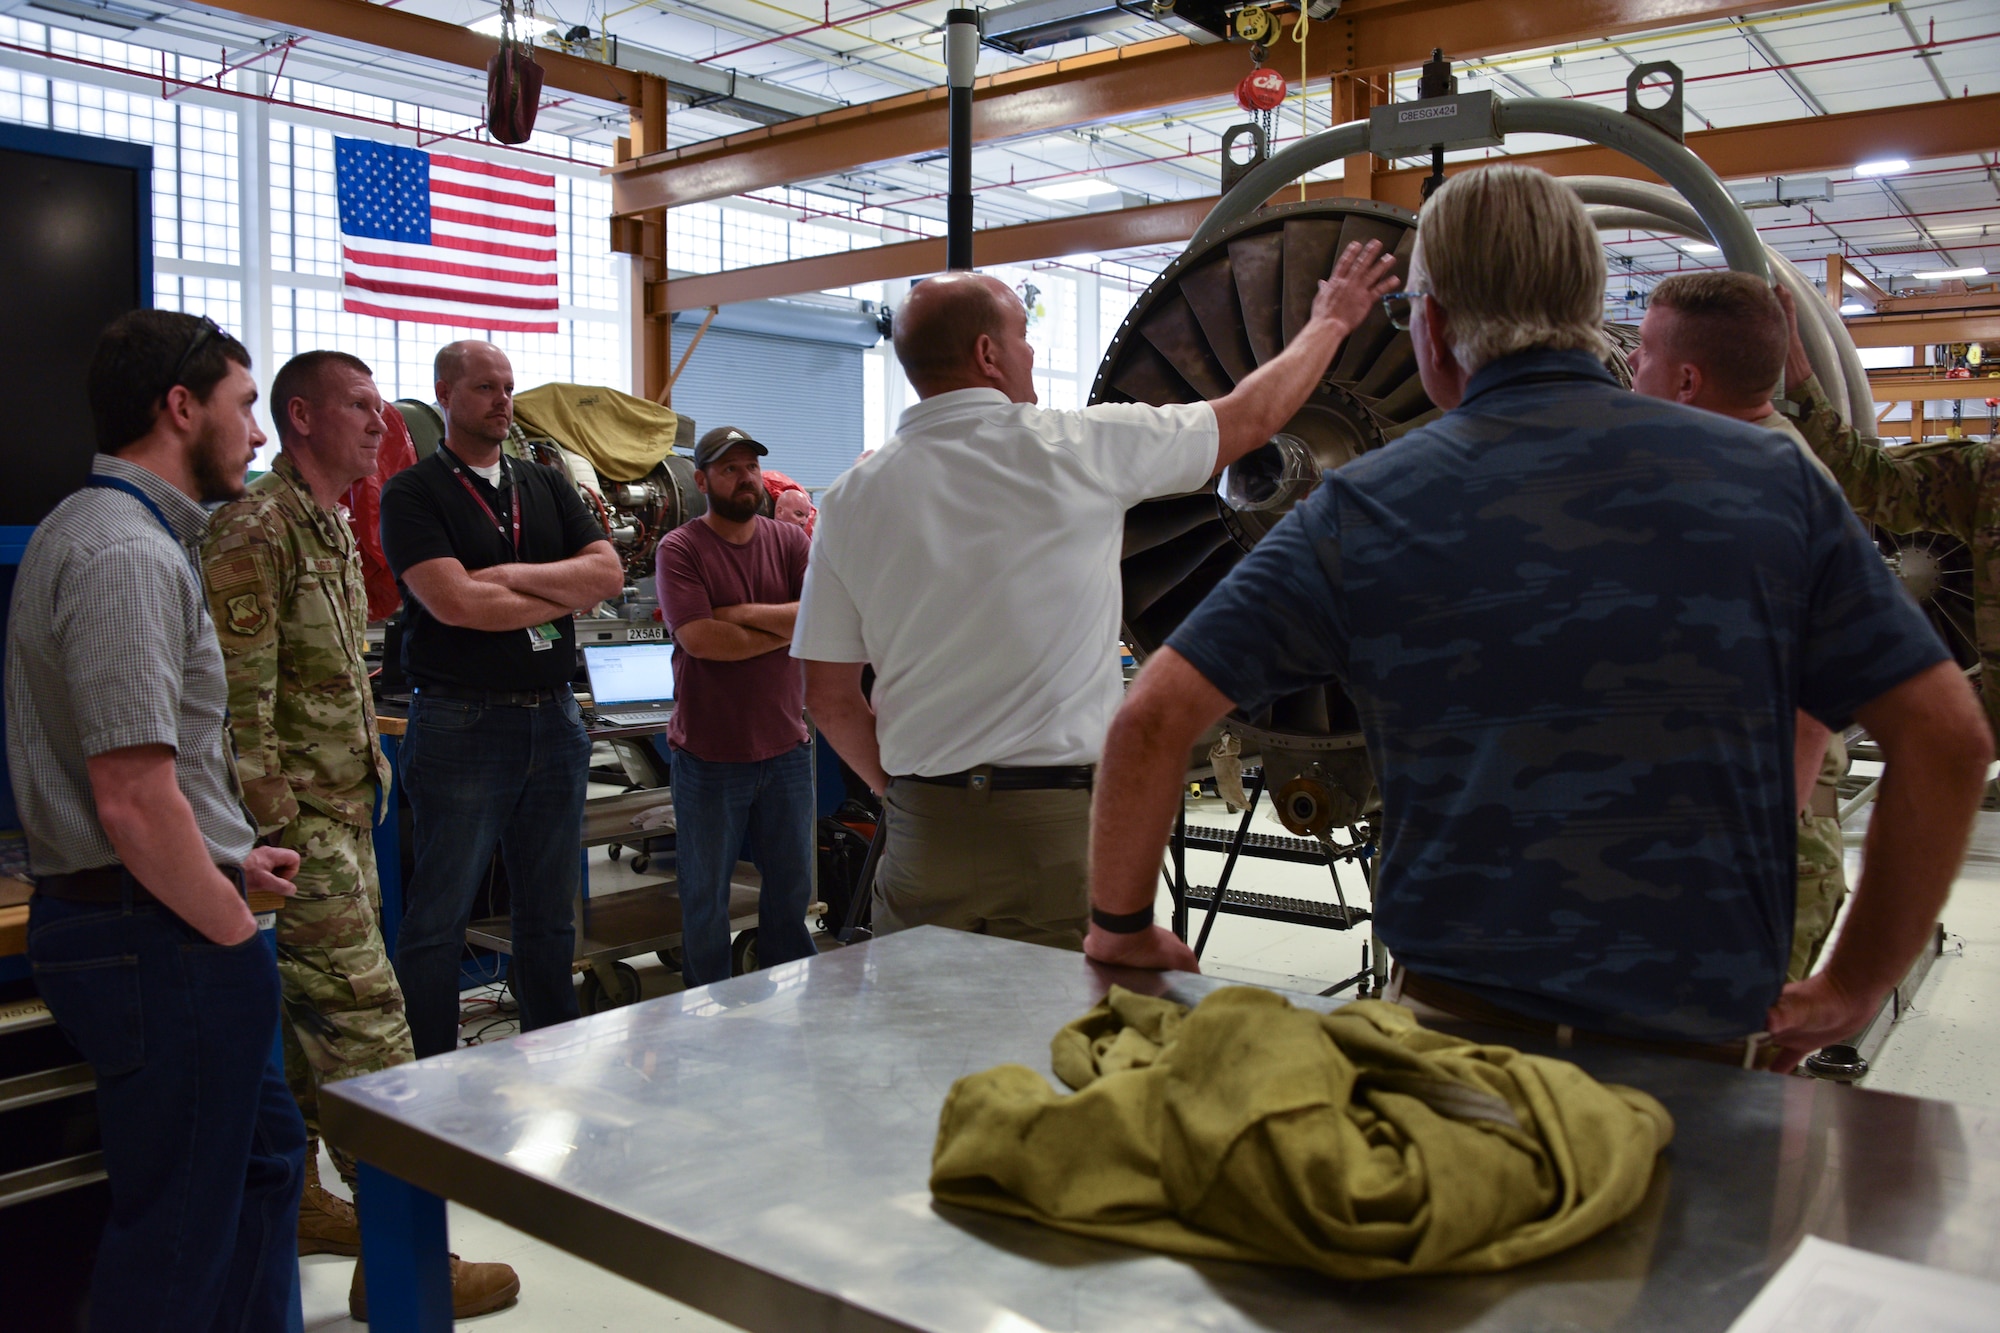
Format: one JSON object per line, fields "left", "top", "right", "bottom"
{"left": 334, "top": 137, "right": 559, "bottom": 334}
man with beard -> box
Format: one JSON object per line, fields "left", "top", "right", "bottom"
{"left": 6, "top": 310, "right": 306, "bottom": 1328}
{"left": 655, "top": 426, "right": 817, "bottom": 987}
{"left": 203, "top": 351, "right": 517, "bottom": 1318}
{"left": 379, "top": 340, "right": 623, "bottom": 1056}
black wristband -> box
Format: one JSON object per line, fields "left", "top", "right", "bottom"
{"left": 1091, "top": 904, "right": 1154, "bottom": 935}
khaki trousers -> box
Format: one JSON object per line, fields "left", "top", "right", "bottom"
{"left": 872, "top": 779, "right": 1091, "bottom": 951}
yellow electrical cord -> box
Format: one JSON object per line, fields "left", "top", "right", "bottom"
{"left": 1293, "top": 2, "right": 1310, "bottom": 200}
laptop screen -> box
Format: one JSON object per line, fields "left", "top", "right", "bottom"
{"left": 584, "top": 643, "right": 678, "bottom": 706}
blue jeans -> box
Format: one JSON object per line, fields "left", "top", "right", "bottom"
{"left": 395, "top": 691, "right": 589, "bottom": 1057}
{"left": 28, "top": 892, "right": 306, "bottom": 1333}
{"left": 670, "top": 743, "right": 818, "bottom": 988}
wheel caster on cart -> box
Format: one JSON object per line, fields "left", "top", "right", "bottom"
{"left": 578, "top": 960, "right": 643, "bottom": 1014}
{"left": 500, "top": 967, "right": 520, "bottom": 1014}
{"left": 657, "top": 946, "right": 683, "bottom": 973}
{"left": 630, "top": 853, "right": 651, "bottom": 874}
{"left": 731, "top": 929, "right": 759, "bottom": 977}
{"left": 607, "top": 842, "right": 622, "bottom": 862}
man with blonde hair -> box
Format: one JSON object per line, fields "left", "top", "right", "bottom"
{"left": 1084, "top": 164, "right": 1987, "bottom": 1074}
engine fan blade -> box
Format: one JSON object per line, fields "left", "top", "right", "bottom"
{"left": 1178, "top": 257, "right": 1258, "bottom": 384}
{"left": 1140, "top": 290, "right": 1234, "bottom": 401}
{"left": 1128, "top": 543, "right": 1240, "bottom": 651}
{"left": 1352, "top": 330, "right": 1416, "bottom": 400}
{"left": 1123, "top": 523, "right": 1234, "bottom": 621}
{"left": 1228, "top": 231, "right": 1286, "bottom": 366}
{"left": 1281, "top": 218, "right": 1343, "bottom": 346}
{"left": 1376, "top": 373, "right": 1433, "bottom": 422}
{"left": 1123, "top": 492, "right": 1223, "bottom": 559}
{"left": 1109, "top": 339, "right": 1198, "bottom": 407}
{"left": 1329, "top": 228, "right": 1415, "bottom": 384}
{"left": 1381, "top": 407, "right": 1444, "bottom": 441}
{"left": 1269, "top": 685, "right": 1331, "bottom": 735}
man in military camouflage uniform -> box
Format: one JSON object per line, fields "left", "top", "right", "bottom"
{"left": 202, "top": 350, "right": 518, "bottom": 1320}
{"left": 1776, "top": 287, "right": 1997, "bottom": 743}
{"left": 1626, "top": 271, "right": 1850, "bottom": 982}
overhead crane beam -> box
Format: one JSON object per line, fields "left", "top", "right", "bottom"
{"left": 191, "top": 0, "right": 645, "bottom": 107}
{"left": 608, "top": 0, "right": 1805, "bottom": 215}
{"left": 653, "top": 91, "right": 2000, "bottom": 312}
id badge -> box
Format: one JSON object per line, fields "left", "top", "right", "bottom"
{"left": 526, "top": 622, "right": 559, "bottom": 651}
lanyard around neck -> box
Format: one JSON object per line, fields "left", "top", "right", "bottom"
{"left": 86, "top": 475, "right": 201, "bottom": 583}
{"left": 440, "top": 448, "right": 520, "bottom": 557}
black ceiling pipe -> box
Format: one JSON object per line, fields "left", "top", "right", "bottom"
{"left": 944, "top": 9, "right": 979, "bottom": 270}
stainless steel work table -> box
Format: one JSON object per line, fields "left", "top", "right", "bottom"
{"left": 322, "top": 926, "right": 2000, "bottom": 1332}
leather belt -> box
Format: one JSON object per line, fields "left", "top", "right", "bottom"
{"left": 1391, "top": 967, "right": 1775, "bottom": 1071}
{"left": 893, "top": 764, "right": 1094, "bottom": 792}
{"left": 37, "top": 864, "right": 242, "bottom": 905}
{"left": 417, "top": 685, "right": 571, "bottom": 707}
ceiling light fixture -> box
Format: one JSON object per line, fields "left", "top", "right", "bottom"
{"left": 1682, "top": 242, "right": 1719, "bottom": 255}
{"left": 468, "top": 12, "right": 559, "bottom": 38}
{"left": 1028, "top": 178, "right": 1119, "bottom": 201}
{"left": 1061, "top": 252, "right": 1101, "bottom": 266}
{"left": 1854, "top": 158, "right": 1910, "bottom": 177}
{"left": 1841, "top": 271, "right": 1867, "bottom": 288}
{"left": 1912, "top": 266, "right": 1989, "bottom": 280}
{"left": 1838, "top": 301, "right": 1868, "bottom": 315}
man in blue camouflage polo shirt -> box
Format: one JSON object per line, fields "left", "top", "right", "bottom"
{"left": 1084, "top": 166, "right": 1990, "bottom": 1072}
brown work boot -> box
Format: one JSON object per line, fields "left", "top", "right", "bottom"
{"left": 347, "top": 1254, "right": 521, "bottom": 1322}
{"left": 296, "top": 1146, "right": 361, "bottom": 1257}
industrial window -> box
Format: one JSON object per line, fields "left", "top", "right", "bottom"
{"left": 0, "top": 11, "right": 629, "bottom": 424}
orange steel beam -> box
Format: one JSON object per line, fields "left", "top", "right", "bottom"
{"left": 1845, "top": 314, "right": 2000, "bottom": 348}
{"left": 612, "top": 0, "right": 1802, "bottom": 214}
{"left": 194, "top": 0, "right": 642, "bottom": 106}
{"left": 1371, "top": 90, "right": 2000, "bottom": 209}
{"left": 657, "top": 198, "right": 1215, "bottom": 312}
{"left": 655, "top": 93, "right": 2000, "bottom": 312}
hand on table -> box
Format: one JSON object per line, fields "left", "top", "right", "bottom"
{"left": 1084, "top": 923, "right": 1200, "bottom": 973}
{"left": 1765, "top": 971, "right": 1879, "bottom": 1073}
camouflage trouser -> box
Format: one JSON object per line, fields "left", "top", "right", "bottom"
{"left": 1788, "top": 812, "right": 1849, "bottom": 983}
{"left": 276, "top": 810, "right": 415, "bottom": 1180}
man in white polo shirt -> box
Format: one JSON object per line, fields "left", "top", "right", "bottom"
{"left": 795, "top": 247, "right": 1400, "bottom": 948}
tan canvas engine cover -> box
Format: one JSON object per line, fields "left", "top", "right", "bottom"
{"left": 512, "top": 384, "right": 682, "bottom": 484}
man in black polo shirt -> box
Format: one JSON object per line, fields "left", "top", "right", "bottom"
{"left": 380, "top": 339, "right": 623, "bottom": 1056}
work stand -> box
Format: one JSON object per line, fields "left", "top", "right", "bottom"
{"left": 1163, "top": 769, "right": 1387, "bottom": 999}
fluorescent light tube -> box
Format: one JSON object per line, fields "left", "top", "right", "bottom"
{"left": 1682, "top": 242, "right": 1719, "bottom": 255}
{"left": 1841, "top": 271, "right": 1867, "bottom": 288}
{"left": 1912, "top": 266, "right": 1989, "bottom": 280}
{"left": 1029, "top": 178, "right": 1119, "bottom": 201}
{"left": 1854, "top": 159, "right": 1909, "bottom": 177}
{"left": 1839, "top": 302, "right": 1868, "bottom": 315}
{"left": 469, "top": 12, "right": 558, "bottom": 38}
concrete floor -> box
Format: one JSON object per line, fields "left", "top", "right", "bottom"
{"left": 301, "top": 794, "right": 2000, "bottom": 1330}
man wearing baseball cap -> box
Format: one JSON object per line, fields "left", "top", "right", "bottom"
{"left": 655, "top": 426, "right": 818, "bottom": 986}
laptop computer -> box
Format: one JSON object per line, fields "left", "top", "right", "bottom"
{"left": 582, "top": 642, "right": 678, "bottom": 726}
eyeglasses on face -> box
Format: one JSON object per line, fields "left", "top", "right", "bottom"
{"left": 166, "top": 315, "right": 224, "bottom": 393}
{"left": 1381, "top": 291, "right": 1428, "bottom": 331}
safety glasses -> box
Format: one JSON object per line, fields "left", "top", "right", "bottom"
{"left": 1381, "top": 291, "right": 1428, "bottom": 331}
{"left": 165, "top": 315, "right": 223, "bottom": 392}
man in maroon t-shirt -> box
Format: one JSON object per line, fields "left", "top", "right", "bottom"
{"left": 656, "top": 426, "right": 816, "bottom": 986}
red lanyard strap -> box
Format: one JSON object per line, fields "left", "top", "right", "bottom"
{"left": 445, "top": 455, "right": 521, "bottom": 557}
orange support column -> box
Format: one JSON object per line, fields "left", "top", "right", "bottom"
{"left": 1329, "top": 71, "right": 1388, "bottom": 201}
